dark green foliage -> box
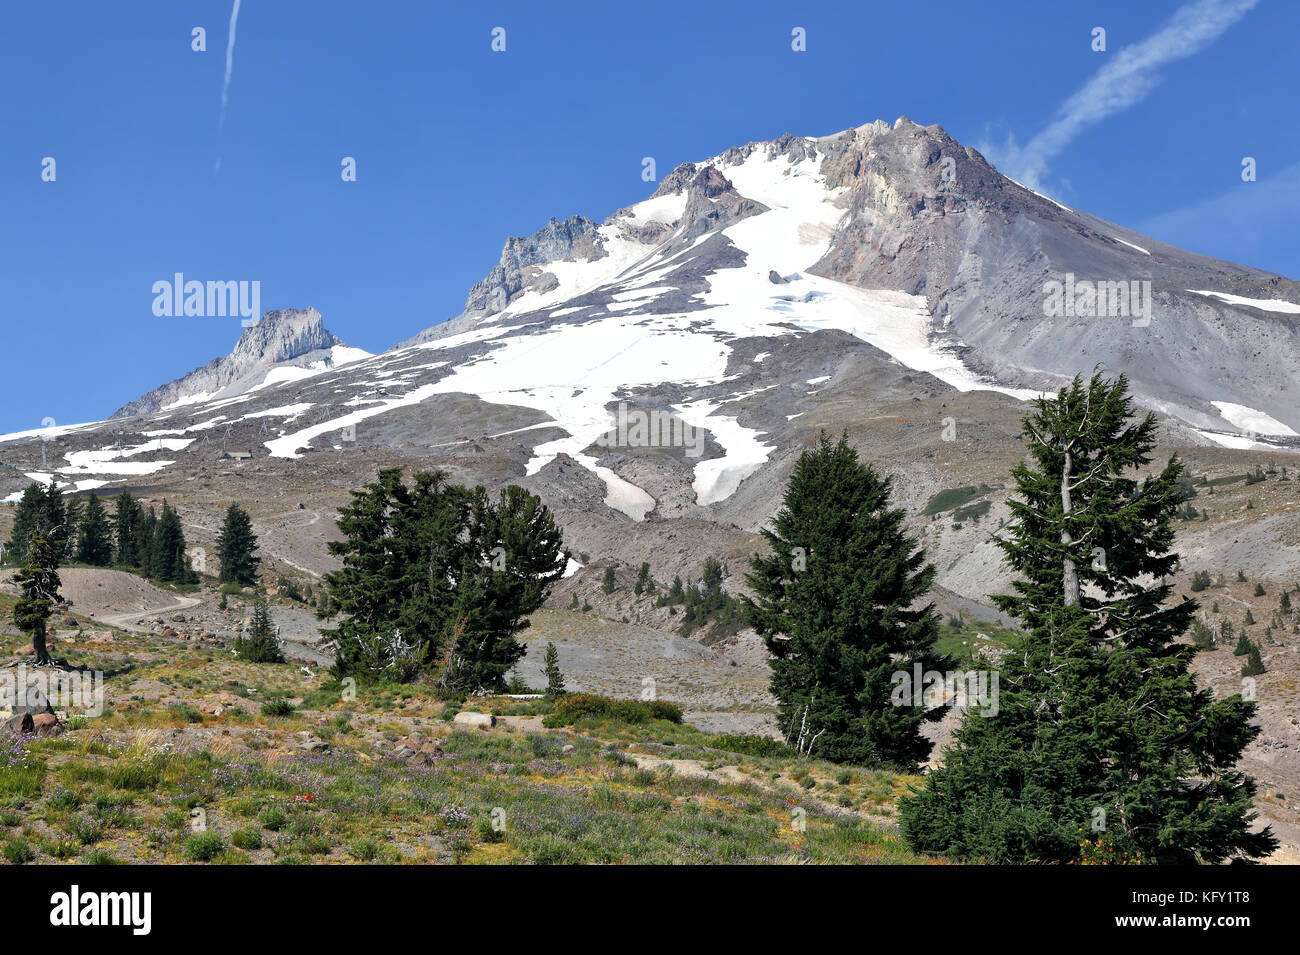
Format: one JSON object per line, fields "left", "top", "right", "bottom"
{"left": 1244, "top": 609, "right": 1255, "bottom": 626}
{"left": 745, "top": 432, "right": 951, "bottom": 768}
{"left": 74, "top": 492, "right": 113, "bottom": 566}
{"left": 261, "top": 699, "right": 295, "bottom": 717}
{"left": 148, "top": 501, "right": 195, "bottom": 584}
{"left": 658, "top": 556, "right": 745, "bottom": 641}
{"left": 542, "top": 693, "right": 682, "bottom": 727}
{"left": 5, "top": 482, "right": 67, "bottom": 565}
{"left": 322, "top": 469, "right": 566, "bottom": 692}
{"left": 705, "top": 734, "right": 794, "bottom": 758}
{"left": 1189, "top": 619, "right": 1216, "bottom": 650}
{"left": 111, "top": 492, "right": 144, "bottom": 567}
{"left": 1241, "top": 644, "right": 1266, "bottom": 677}
{"left": 1233, "top": 631, "right": 1252, "bottom": 656}
{"left": 13, "top": 532, "right": 62, "bottom": 665}
{"left": 234, "top": 592, "right": 285, "bottom": 663}
{"left": 601, "top": 566, "right": 617, "bottom": 595}
{"left": 921, "top": 484, "right": 994, "bottom": 516}
{"left": 633, "top": 561, "right": 651, "bottom": 595}
{"left": 542, "top": 641, "right": 566, "bottom": 700}
{"left": 1190, "top": 570, "right": 1212, "bottom": 592}
{"left": 1253, "top": 582, "right": 1265, "bottom": 597}
{"left": 216, "top": 503, "right": 260, "bottom": 586}
{"left": 900, "top": 373, "right": 1275, "bottom": 864}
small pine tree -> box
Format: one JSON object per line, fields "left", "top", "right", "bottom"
{"left": 1234, "top": 631, "right": 1252, "bottom": 656}
{"left": 634, "top": 562, "right": 650, "bottom": 596}
{"left": 543, "top": 641, "right": 566, "bottom": 700}
{"left": 234, "top": 592, "right": 285, "bottom": 663}
{"left": 1241, "top": 643, "right": 1266, "bottom": 677}
{"left": 13, "top": 533, "right": 62, "bottom": 666}
{"left": 602, "top": 566, "right": 617, "bottom": 595}
{"left": 1189, "top": 619, "right": 1215, "bottom": 650}
{"left": 1254, "top": 582, "right": 1266, "bottom": 597}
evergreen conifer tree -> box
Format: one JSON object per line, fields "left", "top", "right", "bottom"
{"left": 745, "top": 432, "right": 951, "bottom": 767}
{"left": 543, "top": 641, "right": 566, "bottom": 700}
{"left": 13, "top": 532, "right": 63, "bottom": 666}
{"left": 216, "top": 503, "right": 260, "bottom": 586}
{"left": 899, "top": 373, "right": 1275, "bottom": 863}
{"left": 75, "top": 492, "right": 113, "bottom": 566}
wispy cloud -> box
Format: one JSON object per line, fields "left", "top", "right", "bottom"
{"left": 1138, "top": 161, "right": 1300, "bottom": 272}
{"left": 987, "top": 0, "right": 1258, "bottom": 189}
{"left": 219, "top": 0, "right": 242, "bottom": 129}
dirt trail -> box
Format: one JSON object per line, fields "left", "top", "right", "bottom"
{"left": 100, "top": 594, "right": 202, "bottom": 630}
{"left": 628, "top": 754, "right": 898, "bottom": 831}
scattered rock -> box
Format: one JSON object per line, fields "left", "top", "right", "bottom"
{"left": 452, "top": 711, "right": 495, "bottom": 730}
{"left": 32, "top": 713, "right": 62, "bottom": 737}
{"left": 1, "top": 713, "right": 34, "bottom": 736}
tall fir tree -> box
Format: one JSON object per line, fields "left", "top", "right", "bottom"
{"left": 75, "top": 491, "right": 113, "bottom": 566}
{"left": 216, "top": 502, "right": 260, "bottom": 586}
{"left": 150, "top": 501, "right": 191, "bottom": 583}
{"left": 112, "top": 492, "right": 142, "bottom": 567}
{"left": 13, "top": 532, "right": 63, "bottom": 666}
{"left": 62, "top": 495, "right": 84, "bottom": 563}
{"left": 5, "top": 482, "right": 67, "bottom": 564}
{"left": 135, "top": 505, "right": 157, "bottom": 577}
{"left": 322, "top": 469, "right": 566, "bottom": 689}
{"left": 443, "top": 484, "right": 567, "bottom": 691}
{"left": 899, "top": 373, "right": 1275, "bottom": 863}
{"left": 745, "top": 433, "right": 952, "bottom": 768}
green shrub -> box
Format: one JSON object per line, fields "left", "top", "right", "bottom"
{"left": 261, "top": 699, "right": 295, "bottom": 718}
{"left": 542, "top": 693, "right": 683, "bottom": 728}
{"left": 2, "top": 838, "right": 34, "bottom": 864}
{"left": 230, "top": 827, "right": 263, "bottom": 850}
{"left": 348, "top": 838, "right": 378, "bottom": 862}
{"left": 182, "top": 830, "right": 225, "bottom": 862}
{"left": 258, "top": 806, "right": 287, "bottom": 831}
{"left": 707, "top": 734, "right": 792, "bottom": 758}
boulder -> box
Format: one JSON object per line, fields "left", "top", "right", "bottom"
{"left": 31, "top": 713, "right": 62, "bottom": 738}
{"left": 1, "top": 713, "right": 34, "bottom": 736}
{"left": 452, "top": 711, "right": 495, "bottom": 730}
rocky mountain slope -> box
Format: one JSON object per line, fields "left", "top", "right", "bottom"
{"left": 111, "top": 308, "right": 370, "bottom": 418}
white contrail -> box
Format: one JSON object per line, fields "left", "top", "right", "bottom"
{"left": 992, "top": 0, "right": 1258, "bottom": 188}
{"left": 219, "top": 0, "right": 242, "bottom": 128}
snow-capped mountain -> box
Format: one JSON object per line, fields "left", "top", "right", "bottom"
{"left": 7, "top": 117, "right": 1300, "bottom": 520}
{"left": 111, "top": 308, "right": 371, "bottom": 418}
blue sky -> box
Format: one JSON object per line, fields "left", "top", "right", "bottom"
{"left": 1, "top": 0, "right": 1295, "bottom": 433}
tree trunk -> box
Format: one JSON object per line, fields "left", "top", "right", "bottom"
{"left": 1061, "top": 449, "right": 1080, "bottom": 606}
{"left": 32, "top": 623, "right": 52, "bottom": 666}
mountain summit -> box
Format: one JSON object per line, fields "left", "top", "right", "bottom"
{"left": 10, "top": 117, "right": 1299, "bottom": 518}
{"left": 111, "top": 308, "right": 369, "bottom": 418}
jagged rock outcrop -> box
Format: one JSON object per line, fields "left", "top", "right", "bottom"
{"left": 111, "top": 308, "right": 346, "bottom": 418}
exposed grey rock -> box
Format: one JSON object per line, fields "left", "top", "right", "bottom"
{"left": 112, "top": 308, "right": 347, "bottom": 418}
